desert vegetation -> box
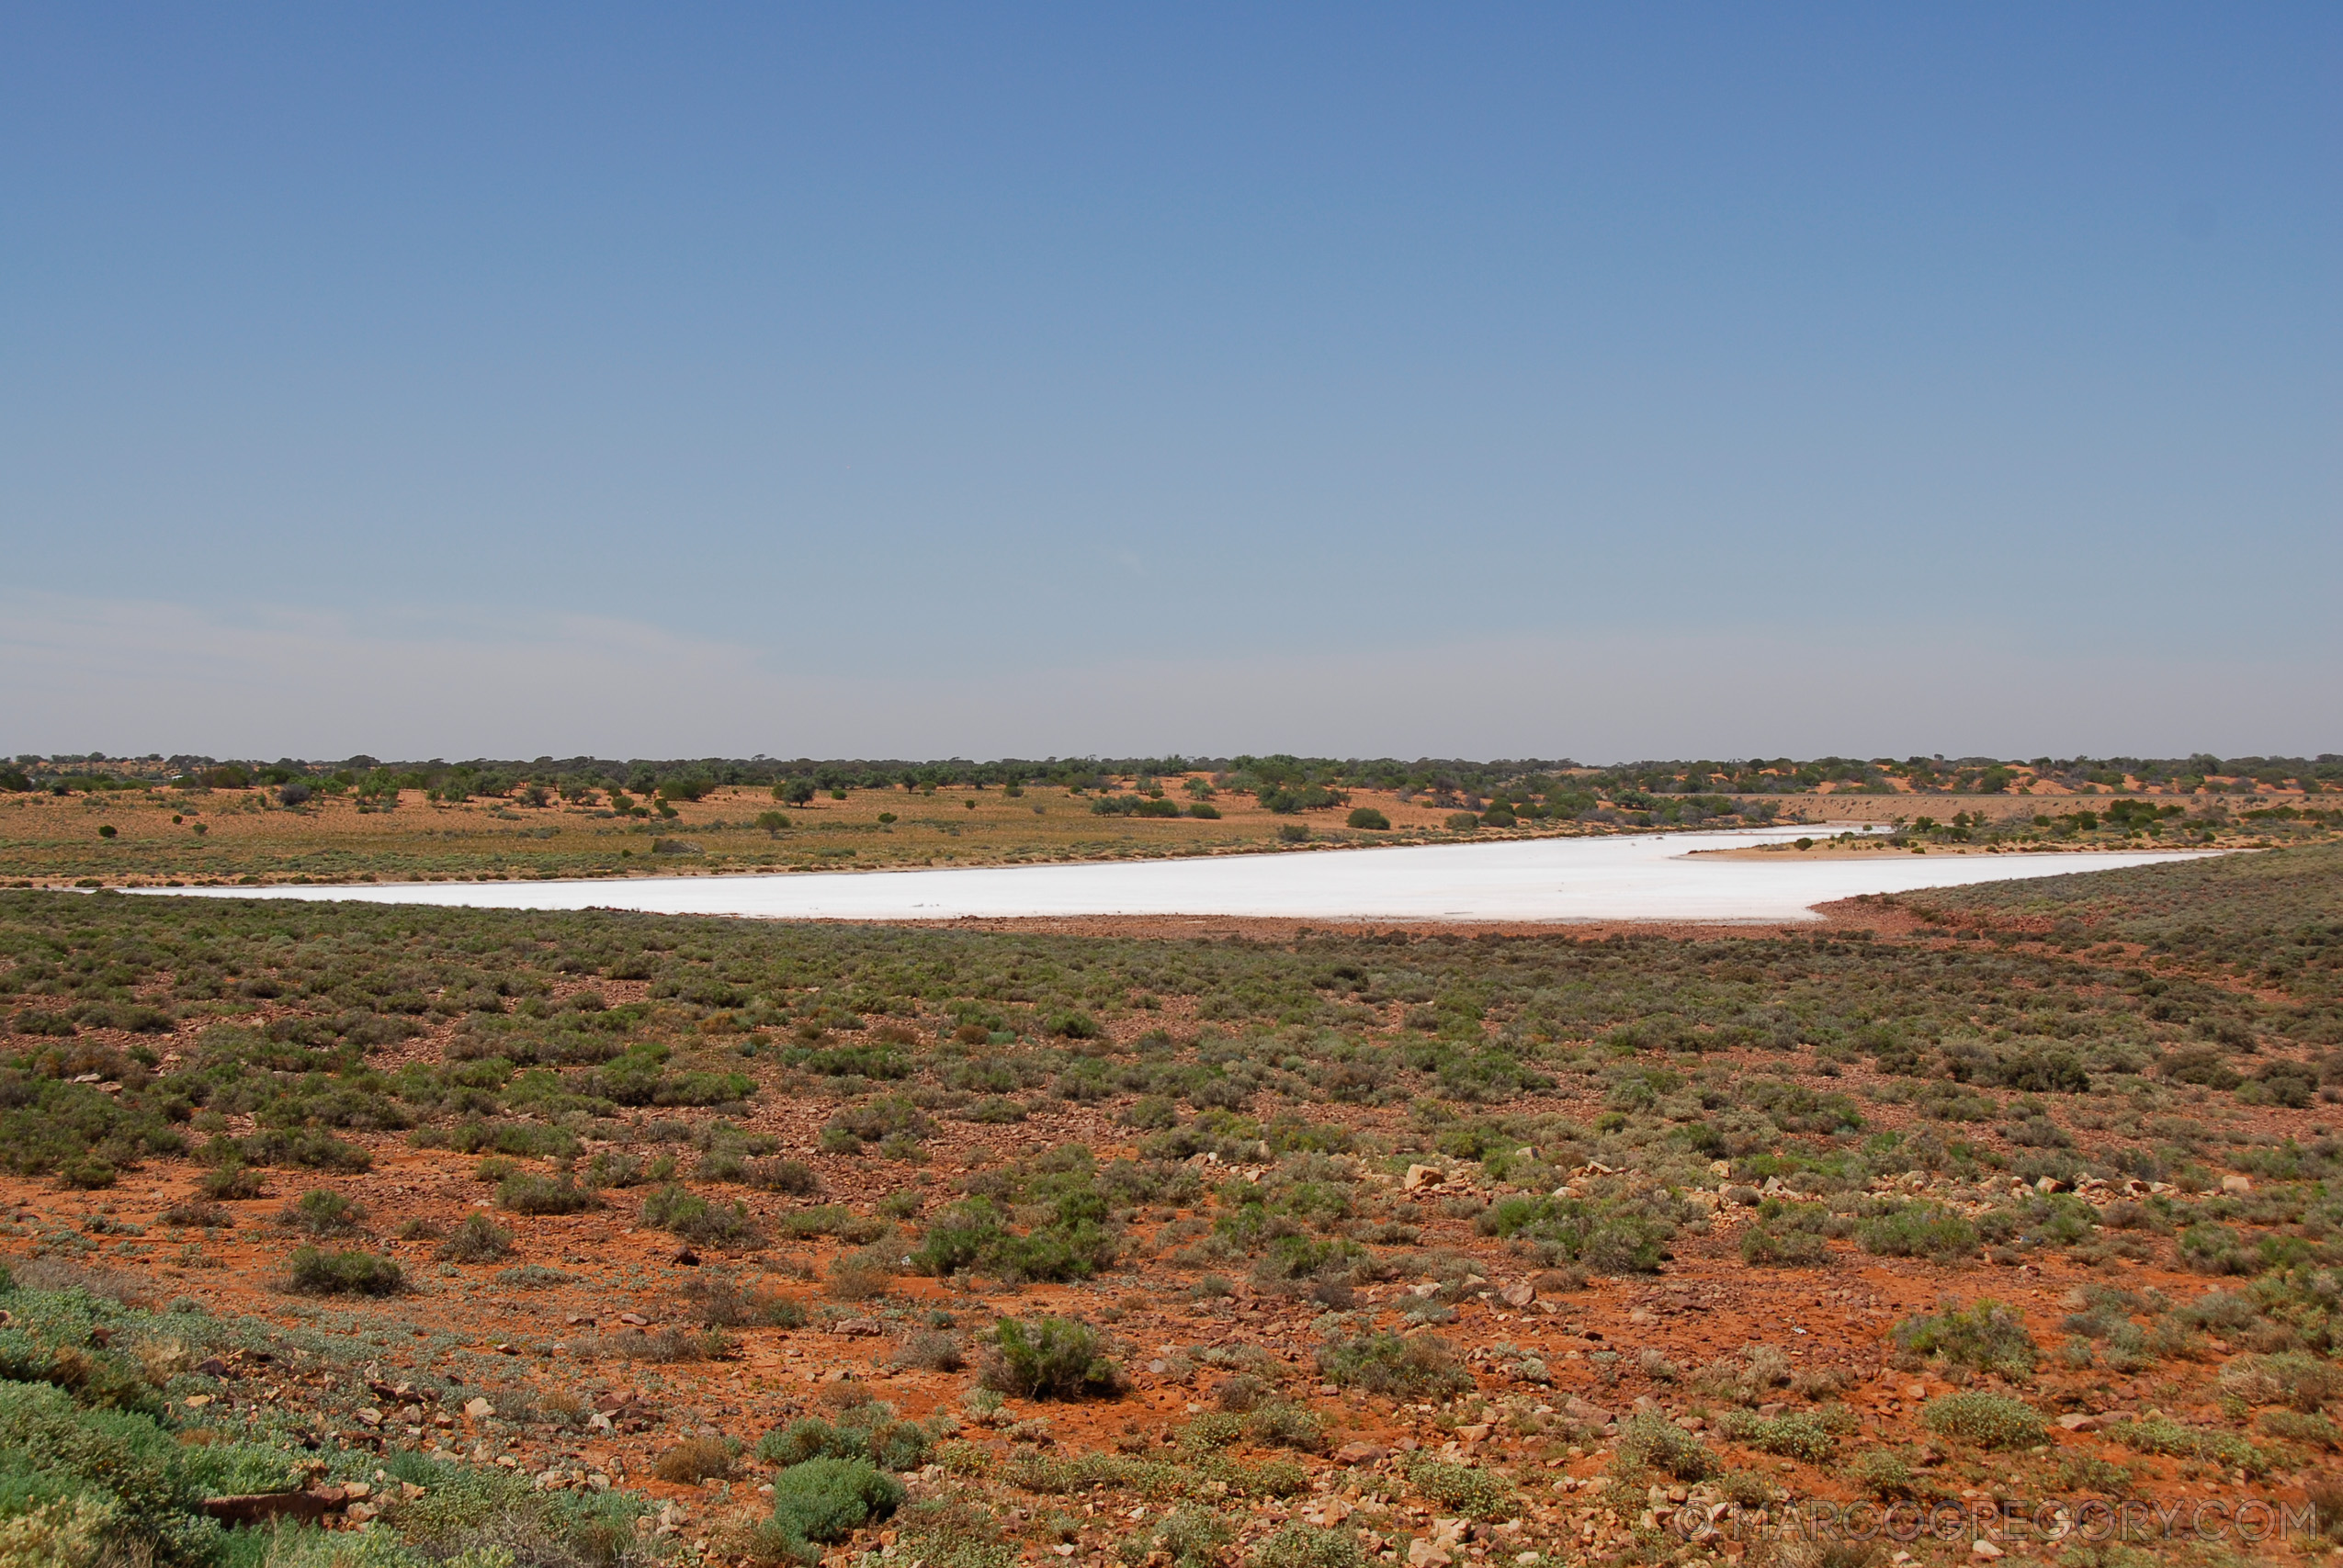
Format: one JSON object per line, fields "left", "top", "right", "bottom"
{"left": 4, "top": 750, "right": 2330, "bottom": 890}
{"left": 3, "top": 839, "right": 2343, "bottom": 1564}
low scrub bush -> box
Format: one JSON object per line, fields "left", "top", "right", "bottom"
{"left": 1858, "top": 1201, "right": 1979, "bottom": 1261}
{"left": 1405, "top": 1457, "right": 1516, "bottom": 1518}
{"left": 765, "top": 1457, "right": 905, "bottom": 1554}
{"left": 1921, "top": 1391, "right": 2046, "bottom": 1450}
{"left": 436, "top": 1212, "right": 515, "bottom": 1262}
{"left": 2107, "top": 1415, "right": 2271, "bottom": 1476}
{"left": 285, "top": 1246, "right": 404, "bottom": 1296}
{"left": 197, "top": 1162, "right": 266, "bottom": 1200}
{"left": 1249, "top": 1524, "right": 1364, "bottom": 1568}
{"left": 1615, "top": 1411, "right": 1717, "bottom": 1480}
{"left": 279, "top": 1188, "right": 366, "bottom": 1236}
{"left": 1722, "top": 1409, "right": 1838, "bottom": 1463}
{"left": 642, "top": 1184, "right": 764, "bottom": 1248}
{"left": 978, "top": 1317, "right": 1124, "bottom": 1400}
{"left": 757, "top": 1406, "right": 937, "bottom": 1472}
{"left": 1893, "top": 1300, "right": 2038, "bottom": 1380}
{"left": 1120, "top": 1505, "right": 1233, "bottom": 1568}
{"left": 1316, "top": 1332, "right": 1471, "bottom": 1399}
{"left": 656, "top": 1434, "right": 741, "bottom": 1483}
{"left": 497, "top": 1172, "right": 599, "bottom": 1215}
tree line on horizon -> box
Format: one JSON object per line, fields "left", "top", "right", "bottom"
{"left": 6, "top": 750, "right": 2337, "bottom": 808}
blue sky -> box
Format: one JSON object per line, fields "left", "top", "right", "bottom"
{"left": 4, "top": 5, "right": 2337, "bottom": 761}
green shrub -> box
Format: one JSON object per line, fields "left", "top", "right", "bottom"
{"left": 978, "top": 1317, "right": 1123, "bottom": 1400}
{"left": 1249, "top": 1524, "right": 1364, "bottom": 1568}
{"left": 1316, "top": 1332, "right": 1472, "bottom": 1399}
{"left": 284, "top": 1247, "right": 404, "bottom": 1296}
{"left": 767, "top": 1456, "right": 905, "bottom": 1549}
{"left": 436, "top": 1212, "right": 515, "bottom": 1263}
{"left": 1345, "top": 808, "right": 1391, "bottom": 831}
{"left": 1245, "top": 1400, "right": 1328, "bottom": 1453}
{"left": 1121, "top": 1505, "right": 1234, "bottom": 1568}
{"left": 1739, "top": 1224, "right": 1831, "bottom": 1267}
{"left": 748, "top": 1158, "right": 823, "bottom": 1196}
{"left": 1921, "top": 1391, "right": 2046, "bottom": 1450}
{"left": 0, "top": 1376, "right": 224, "bottom": 1563}
{"left": 1892, "top": 1300, "right": 2038, "bottom": 1379}
{"left": 1614, "top": 1411, "right": 1717, "bottom": 1480}
{"left": 757, "top": 1409, "right": 936, "bottom": 1472}
{"left": 1850, "top": 1449, "right": 1918, "bottom": 1500}
{"left": 1187, "top": 803, "right": 1221, "bottom": 819}
{"left": 2261, "top": 1409, "right": 2340, "bottom": 1448}
{"left": 655, "top": 1434, "right": 741, "bottom": 1483}
{"left": 1475, "top": 1192, "right": 1678, "bottom": 1273}
{"left": 1858, "top": 1201, "right": 1979, "bottom": 1261}
{"left": 641, "top": 1184, "right": 764, "bottom": 1247}
{"left": 1727, "top": 1410, "right": 1837, "bottom": 1463}
{"left": 2178, "top": 1223, "right": 2256, "bottom": 1275}
{"left": 280, "top": 1188, "right": 366, "bottom": 1236}
{"left": 496, "top": 1172, "right": 599, "bottom": 1215}
{"left": 2107, "top": 1415, "right": 2271, "bottom": 1476}
{"left": 197, "top": 1162, "right": 265, "bottom": 1201}
{"left": 1405, "top": 1457, "right": 1516, "bottom": 1518}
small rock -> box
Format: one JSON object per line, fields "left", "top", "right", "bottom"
{"left": 1972, "top": 1540, "right": 2005, "bottom": 1560}
{"left": 1563, "top": 1396, "right": 1613, "bottom": 1427}
{"left": 184, "top": 1393, "right": 213, "bottom": 1409}
{"left": 1903, "top": 1383, "right": 1929, "bottom": 1401}
{"left": 1404, "top": 1165, "right": 1445, "bottom": 1192}
{"left": 618, "top": 1313, "right": 649, "bottom": 1326}
{"left": 1674, "top": 1416, "right": 1704, "bottom": 1432}
{"left": 1500, "top": 1282, "right": 1535, "bottom": 1308}
{"left": 462, "top": 1397, "right": 495, "bottom": 1420}
{"left": 2057, "top": 1414, "right": 2103, "bottom": 1433}
{"left": 1334, "top": 1442, "right": 1391, "bottom": 1465}
{"left": 832, "top": 1317, "right": 884, "bottom": 1337}
{"left": 2222, "top": 1175, "right": 2253, "bottom": 1195}
{"left": 354, "top": 1408, "right": 383, "bottom": 1427}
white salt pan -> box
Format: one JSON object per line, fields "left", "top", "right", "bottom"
{"left": 141, "top": 824, "right": 2210, "bottom": 924}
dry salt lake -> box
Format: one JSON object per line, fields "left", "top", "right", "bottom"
{"left": 148, "top": 824, "right": 2206, "bottom": 924}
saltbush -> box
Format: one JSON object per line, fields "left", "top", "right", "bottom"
{"left": 1315, "top": 1332, "right": 1471, "bottom": 1399}
{"left": 1858, "top": 1201, "right": 1979, "bottom": 1261}
{"left": 766, "top": 1456, "right": 905, "bottom": 1551}
{"left": 436, "top": 1212, "right": 515, "bottom": 1263}
{"left": 1614, "top": 1411, "right": 1717, "bottom": 1480}
{"left": 1893, "top": 1300, "right": 2038, "bottom": 1379}
{"left": 285, "top": 1247, "right": 405, "bottom": 1295}
{"left": 978, "top": 1317, "right": 1124, "bottom": 1400}
{"left": 1920, "top": 1391, "right": 2046, "bottom": 1450}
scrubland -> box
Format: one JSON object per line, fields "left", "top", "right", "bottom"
{"left": 5, "top": 844, "right": 2343, "bottom": 1565}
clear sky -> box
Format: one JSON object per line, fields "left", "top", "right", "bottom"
{"left": 4, "top": 5, "right": 2337, "bottom": 762}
